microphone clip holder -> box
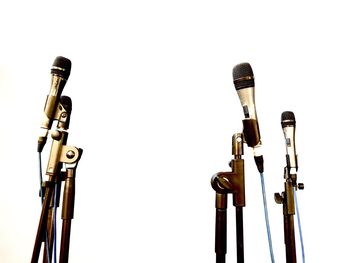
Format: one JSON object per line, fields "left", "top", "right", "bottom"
{"left": 242, "top": 119, "right": 260, "bottom": 148}
{"left": 38, "top": 95, "right": 72, "bottom": 153}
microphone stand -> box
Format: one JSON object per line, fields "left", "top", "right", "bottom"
{"left": 274, "top": 168, "right": 303, "bottom": 263}
{"left": 211, "top": 133, "right": 245, "bottom": 263}
{"left": 31, "top": 96, "right": 83, "bottom": 263}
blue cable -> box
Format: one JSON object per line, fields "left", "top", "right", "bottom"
{"left": 259, "top": 172, "right": 275, "bottom": 263}
{"left": 38, "top": 153, "right": 51, "bottom": 263}
{"left": 294, "top": 189, "right": 305, "bottom": 263}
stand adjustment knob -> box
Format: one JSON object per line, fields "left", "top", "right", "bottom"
{"left": 66, "top": 150, "right": 75, "bottom": 159}
{"left": 51, "top": 130, "right": 62, "bottom": 140}
{"left": 274, "top": 192, "right": 283, "bottom": 204}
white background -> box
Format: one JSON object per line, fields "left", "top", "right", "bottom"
{"left": 1, "top": 1, "right": 349, "bottom": 262}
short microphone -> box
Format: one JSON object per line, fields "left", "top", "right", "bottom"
{"left": 232, "top": 62, "right": 263, "bottom": 173}
{"left": 37, "top": 56, "right": 71, "bottom": 152}
{"left": 281, "top": 111, "right": 298, "bottom": 174}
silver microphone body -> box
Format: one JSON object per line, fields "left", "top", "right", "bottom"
{"left": 281, "top": 111, "right": 298, "bottom": 174}
{"left": 41, "top": 74, "right": 68, "bottom": 130}
{"left": 236, "top": 87, "right": 257, "bottom": 120}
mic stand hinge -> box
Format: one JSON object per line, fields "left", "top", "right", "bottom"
{"left": 211, "top": 132, "right": 245, "bottom": 263}
{"left": 211, "top": 161, "right": 245, "bottom": 207}
{"left": 212, "top": 133, "right": 245, "bottom": 207}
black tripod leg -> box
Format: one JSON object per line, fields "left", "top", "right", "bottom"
{"left": 236, "top": 207, "right": 244, "bottom": 263}
{"left": 215, "top": 193, "right": 227, "bottom": 263}
{"left": 60, "top": 221, "right": 72, "bottom": 263}
{"left": 43, "top": 180, "right": 62, "bottom": 263}
{"left": 31, "top": 182, "right": 54, "bottom": 263}
{"left": 42, "top": 204, "right": 54, "bottom": 263}
{"left": 59, "top": 168, "right": 75, "bottom": 263}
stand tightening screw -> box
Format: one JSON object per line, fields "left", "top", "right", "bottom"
{"left": 66, "top": 150, "right": 75, "bottom": 159}
{"left": 51, "top": 130, "right": 62, "bottom": 140}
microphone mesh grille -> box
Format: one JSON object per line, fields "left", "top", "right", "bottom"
{"left": 232, "top": 62, "right": 254, "bottom": 90}
{"left": 281, "top": 111, "right": 295, "bottom": 122}
{"left": 281, "top": 111, "right": 296, "bottom": 127}
{"left": 51, "top": 56, "right": 72, "bottom": 79}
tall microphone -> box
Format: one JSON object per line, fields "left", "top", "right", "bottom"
{"left": 232, "top": 62, "right": 263, "bottom": 173}
{"left": 37, "top": 56, "right": 71, "bottom": 152}
{"left": 281, "top": 111, "right": 298, "bottom": 174}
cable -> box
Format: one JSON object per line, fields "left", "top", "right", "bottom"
{"left": 38, "top": 152, "right": 51, "bottom": 263}
{"left": 294, "top": 189, "right": 305, "bottom": 263}
{"left": 38, "top": 153, "right": 44, "bottom": 204}
{"left": 259, "top": 172, "right": 275, "bottom": 263}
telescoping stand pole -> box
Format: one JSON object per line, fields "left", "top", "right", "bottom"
{"left": 31, "top": 96, "right": 82, "bottom": 263}
{"left": 274, "top": 169, "right": 304, "bottom": 263}
{"left": 211, "top": 133, "right": 245, "bottom": 263}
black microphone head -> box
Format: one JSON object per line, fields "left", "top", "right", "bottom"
{"left": 51, "top": 56, "right": 71, "bottom": 79}
{"left": 281, "top": 111, "right": 296, "bottom": 128}
{"left": 232, "top": 62, "right": 255, "bottom": 90}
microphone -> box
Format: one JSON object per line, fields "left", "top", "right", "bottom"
{"left": 281, "top": 111, "right": 298, "bottom": 174}
{"left": 232, "top": 62, "right": 263, "bottom": 173}
{"left": 37, "top": 56, "right": 72, "bottom": 152}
